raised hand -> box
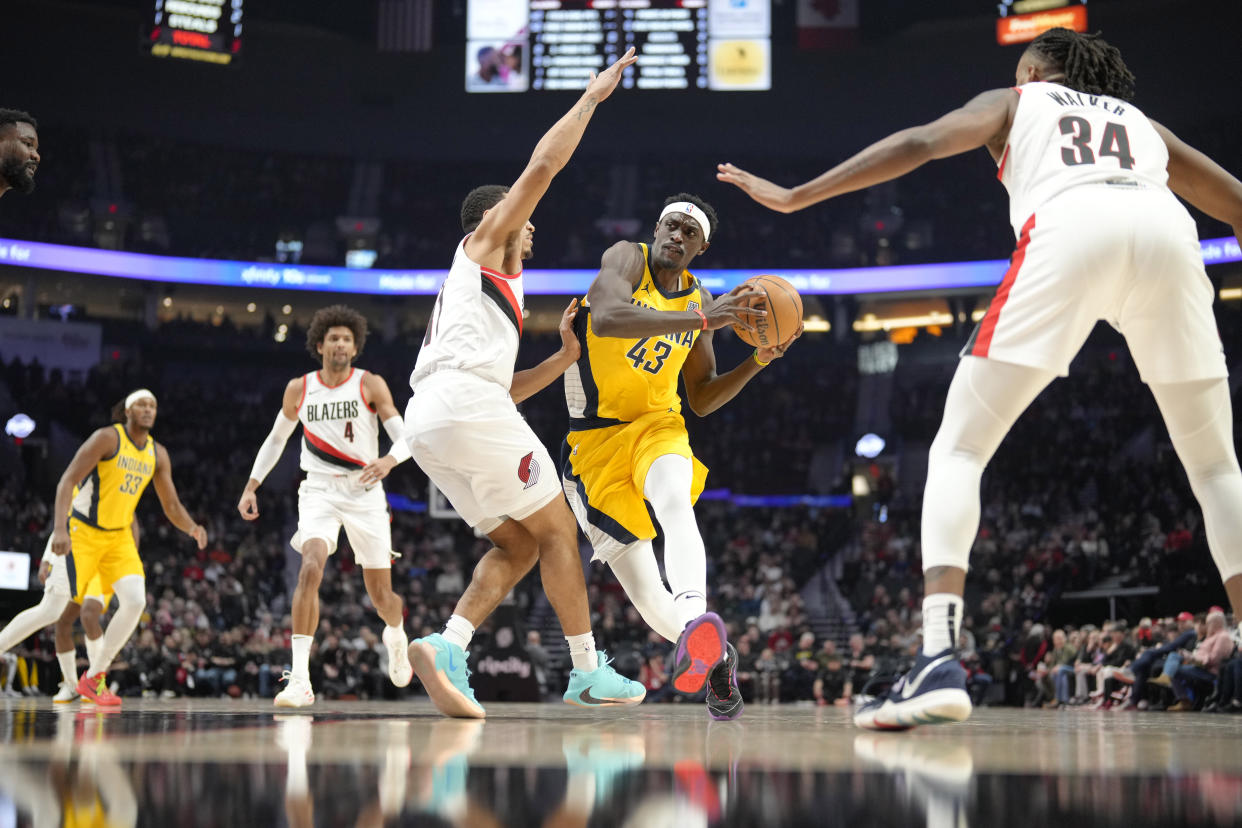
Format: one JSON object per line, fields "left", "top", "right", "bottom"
{"left": 716, "top": 163, "right": 797, "bottom": 213}
{"left": 584, "top": 47, "right": 638, "bottom": 104}
{"left": 558, "top": 298, "right": 581, "bottom": 361}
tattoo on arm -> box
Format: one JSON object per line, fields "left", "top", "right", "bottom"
{"left": 575, "top": 98, "right": 598, "bottom": 120}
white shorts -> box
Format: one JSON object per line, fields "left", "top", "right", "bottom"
{"left": 41, "top": 536, "right": 108, "bottom": 606}
{"left": 964, "top": 185, "right": 1228, "bottom": 383}
{"left": 406, "top": 371, "right": 561, "bottom": 535}
{"left": 290, "top": 474, "right": 394, "bottom": 569}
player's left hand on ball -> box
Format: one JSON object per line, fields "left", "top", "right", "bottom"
{"left": 360, "top": 456, "right": 398, "bottom": 486}
{"left": 757, "top": 322, "right": 803, "bottom": 363}
{"left": 558, "top": 298, "right": 581, "bottom": 362}
{"left": 190, "top": 524, "right": 208, "bottom": 549}
{"left": 716, "top": 163, "right": 796, "bottom": 213}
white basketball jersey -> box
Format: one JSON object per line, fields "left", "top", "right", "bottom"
{"left": 297, "top": 368, "right": 379, "bottom": 475}
{"left": 410, "top": 235, "right": 525, "bottom": 392}
{"left": 999, "top": 82, "right": 1170, "bottom": 235}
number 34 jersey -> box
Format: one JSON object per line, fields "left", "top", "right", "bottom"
{"left": 999, "top": 81, "right": 1170, "bottom": 237}
{"left": 564, "top": 243, "right": 704, "bottom": 429}
{"left": 297, "top": 368, "right": 380, "bottom": 475}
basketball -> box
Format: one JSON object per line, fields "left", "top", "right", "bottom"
{"left": 731, "top": 275, "right": 803, "bottom": 349}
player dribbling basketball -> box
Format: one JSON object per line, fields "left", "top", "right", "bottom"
{"left": 561, "top": 193, "right": 801, "bottom": 720}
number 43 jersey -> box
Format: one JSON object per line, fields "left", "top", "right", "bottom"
{"left": 998, "top": 81, "right": 1170, "bottom": 237}
{"left": 565, "top": 243, "right": 704, "bottom": 429}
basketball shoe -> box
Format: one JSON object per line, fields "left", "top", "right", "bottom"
{"left": 672, "top": 612, "right": 727, "bottom": 695}
{"left": 853, "top": 649, "right": 972, "bottom": 731}
{"left": 563, "top": 651, "right": 646, "bottom": 707}
{"left": 274, "top": 672, "right": 316, "bottom": 708}
{"left": 705, "top": 642, "right": 743, "bottom": 720}
{"left": 75, "top": 672, "right": 121, "bottom": 707}
{"left": 53, "top": 680, "right": 79, "bottom": 704}
{"left": 409, "top": 633, "right": 485, "bottom": 719}
{"left": 383, "top": 625, "right": 414, "bottom": 688}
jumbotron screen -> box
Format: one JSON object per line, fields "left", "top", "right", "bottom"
{"left": 147, "top": 0, "right": 244, "bottom": 65}
{"left": 466, "top": 0, "right": 770, "bottom": 93}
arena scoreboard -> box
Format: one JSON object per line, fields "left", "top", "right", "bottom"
{"left": 147, "top": 0, "right": 244, "bottom": 65}
{"left": 466, "top": 0, "right": 771, "bottom": 93}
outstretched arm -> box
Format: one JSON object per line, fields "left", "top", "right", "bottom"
{"left": 465, "top": 48, "right": 638, "bottom": 261}
{"left": 1152, "top": 120, "right": 1242, "bottom": 240}
{"left": 359, "top": 372, "right": 413, "bottom": 486}
{"left": 238, "top": 377, "right": 302, "bottom": 519}
{"left": 587, "top": 242, "right": 764, "bottom": 338}
{"left": 717, "top": 88, "right": 1016, "bottom": 213}
{"left": 152, "top": 442, "right": 207, "bottom": 549}
{"left": 679, "top": 290, "right": 803, "bottom": 417}
{"left": 511, "top": 298, "right": 581, "bottom": 405}
{"left": 49, "top": 428, "right": 119, "bottom": 556}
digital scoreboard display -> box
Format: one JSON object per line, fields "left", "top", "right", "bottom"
{"left": 148, "top": 0, "right": 243, "bottom": 65}
{"left": 466, "top": 0, "right": 770, "bottom": 93}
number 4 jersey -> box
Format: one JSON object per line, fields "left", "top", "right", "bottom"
{"left": 564, "top": 243, "right": 704, "bottom": 429}
{"left": 998, "top": 81, "right": 1170, "bottom": 236}
{"left": 298, "top": 368, "right": 381, "bottom": 475}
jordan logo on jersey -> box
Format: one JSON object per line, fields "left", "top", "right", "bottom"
{"left": 518, "top": 452, "right": 541, "bottom": 490}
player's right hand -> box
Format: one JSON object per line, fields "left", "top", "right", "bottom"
{"left": 238, "top": 490, "right": 259, "bottom": 521}
{"left": 50, "top": 528, "right": 71, "bottom": 557}
{"left": 585, "top": 47, "right": 637, "bottom": 103}
{"left": 38, "top": 559, "right": 51, "bottom": 584}
{"left": 703, "top": 286, "right": 767, "bottom": 332}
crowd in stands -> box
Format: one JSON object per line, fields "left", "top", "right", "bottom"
{"left": 8, "top": 119, "right": 1239, "bottom": 272}
{"left": 2, "top": 296, "right": 1241, "bottom": 709}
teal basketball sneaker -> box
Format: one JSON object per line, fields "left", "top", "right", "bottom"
{"left": 563, "top": 651, "right": 646, "bottom": 707}
{"left": 408, "top": 633, "right": 485, "bottom": 719}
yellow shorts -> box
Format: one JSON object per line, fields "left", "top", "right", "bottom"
{"left": 67, "top": 518, "right": 144, "bottom": 603}
{"left": 562, "top": 410, "right": 707, "bottom": 559}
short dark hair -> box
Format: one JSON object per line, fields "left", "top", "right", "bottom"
{"left": 110, "top": 399, "right": 127, "bottom": 423}
{"left": 306, "top": 305, "right": 368, "bottom": 361}
{"left": 661, "top": 193, "right": 719, "bottom": 241}
{"left": 0, "top": 109, "right": 36, "bottom": 133}
{"left": 1027, "top": 28, "right": 1135, "bottom": 101}
{"left": 460, "top": 185, "right": 510, "bottom": 233}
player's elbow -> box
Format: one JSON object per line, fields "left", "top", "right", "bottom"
{"left": 589, "top": 308, "right": 623, "bottom": 338}
{"left": 524, "top": 155, "right": 562, "bottom": 184}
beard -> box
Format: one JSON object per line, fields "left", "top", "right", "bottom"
{"left": 0, "top": 157, "right": 35, "bottom": 194}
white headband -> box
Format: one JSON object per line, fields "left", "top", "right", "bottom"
{"left": 659, "top": 202, "right": 711, "bottom": 243}
{"left": 125, "top": 389, "right": 156, "bottom": 409}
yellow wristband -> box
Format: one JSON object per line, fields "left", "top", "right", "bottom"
{"left": 752, "top": 349, "right": 770, "bottom": 367}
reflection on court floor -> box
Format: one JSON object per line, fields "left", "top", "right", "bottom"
{"left": 1, "top": 700, "right": 1241, "bottom": 826}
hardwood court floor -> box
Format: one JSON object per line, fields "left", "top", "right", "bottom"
{"left": 2, "top": 699, "right": 1240, "bottom": 826}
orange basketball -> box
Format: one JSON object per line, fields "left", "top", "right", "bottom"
{"left": 731, "top": 275, "right": 803, "bottom": 349}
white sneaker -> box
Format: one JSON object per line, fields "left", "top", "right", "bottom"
{"left": 274, "top": 672, "right": 316, "bottom": 708}
{"left": 53, "top": 681, "right": 80, "bottom": 704}
{"left": 383, "top": 626, "right": 414, "bottom": 688}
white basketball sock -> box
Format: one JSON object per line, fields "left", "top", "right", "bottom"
{"left": 85, "top": 634, "right": 102, "bottom": 669}
{"left": 442, "top": 615, "right": 475, "bottom": 651}
{"left": 565, "top": 632, "right": 598, "bottom": 672}
{"left": 643, "top": 454, "right": 708, "bottom": 630}
{"left": 291, "top": 634, "right": 313, "bottom": 681}
{"left": 922, "top": 594, "right": 964, "bottom": 656}
{"left": 56, "top": 650, "right": 77, "bottom": 684}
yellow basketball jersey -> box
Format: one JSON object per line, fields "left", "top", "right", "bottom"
{"left": 70, "top": 423, "right": 156, "bottom": 530}
{"left": 566, "top": 243, "right": 704, "bottom": 427}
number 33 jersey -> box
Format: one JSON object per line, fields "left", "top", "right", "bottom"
{"left": 565, "top": 243, "right": 704, "bottom": 429}
{"left": 999, "top": 81, "right": 1170, "bottom": 236}
{"left": 70, "top": 424, "right": 156, "bottom": 530}
{"left": 298, "top": 368, "right": 380, "bottom": 475}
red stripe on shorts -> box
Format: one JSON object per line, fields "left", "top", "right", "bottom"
{"left": 972, "top": 213, "right": 1036, "bottom": 358}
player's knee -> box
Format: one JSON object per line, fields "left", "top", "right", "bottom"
{"left": 112, "top": 576, "right": 146, "bottom": 608}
